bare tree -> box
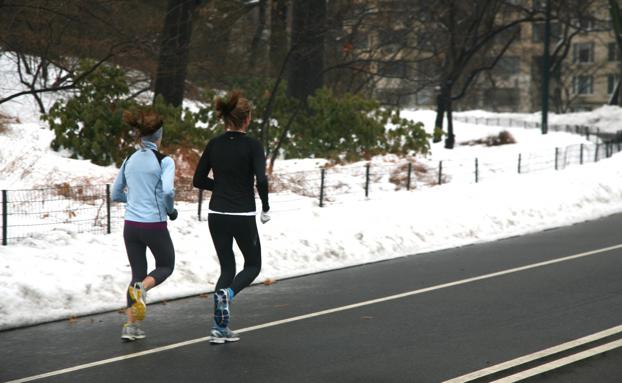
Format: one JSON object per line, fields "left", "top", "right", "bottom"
{"left": 401, "top": 0, "right": 542, "bottom": 148}
{"left": 248, "top": 0, "right": 268, "bottom": 71}
{"left": 0, "top": 1, "right": 154, "bottom": 111}
{"left": 287, "top": 0, "right": 326, "bottom": 102}
{"left": 153, "top": 0, "right": 200, "bottom": 107}
{"left": 269, "top": 0, "right": 289, "bottom": 77}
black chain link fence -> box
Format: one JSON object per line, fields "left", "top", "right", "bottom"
{"left": 3, "top": 124, "right": 621, "bottom": 245}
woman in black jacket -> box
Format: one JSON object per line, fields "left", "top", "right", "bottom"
{"left": 193, "top": 90, "right": 270, "bottom": 344}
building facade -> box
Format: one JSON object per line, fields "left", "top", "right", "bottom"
{"left": 361, "top": 0, "right": 620, "bottom": 113}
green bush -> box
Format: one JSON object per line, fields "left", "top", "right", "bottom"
{"left": 45, "top": 66, "right": 430, "bottom": 167}
{"left": 284, "top": 88, "right": 430, "bottom": 161}
{"left": 44, "top": 61, "right": 135, "bottom": 166}
{"left": 44, "top": 61, "right": 217, "bottom": 166}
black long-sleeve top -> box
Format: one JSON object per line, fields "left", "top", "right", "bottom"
{"left": 193, "top": 131, "right": 270, "bottom": 213}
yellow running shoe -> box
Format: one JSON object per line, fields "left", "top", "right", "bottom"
{"left": 128, "top": 282, "right": 146, "bottom": 321}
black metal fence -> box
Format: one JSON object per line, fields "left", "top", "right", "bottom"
{"left": 2, "top": 126, "right": 622, "bottom": 245}
{"left": 453, "top": 115, "right": 622, "bottom": 143}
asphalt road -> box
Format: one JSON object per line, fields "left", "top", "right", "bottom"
{"left": 2, "top": 213, "right": 622, "bottom": 383}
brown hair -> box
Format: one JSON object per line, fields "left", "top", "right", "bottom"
{"left": 214, "top": 90, "right": 252, "bottom": 130}
{"left": 122, "top": 108, "right": 163, "bottom": 137}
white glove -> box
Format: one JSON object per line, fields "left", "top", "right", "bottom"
{"left": 260, "top": 211, "right": 271, "bottom": 224}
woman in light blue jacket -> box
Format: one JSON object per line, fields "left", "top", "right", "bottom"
{"left": 112, "top": 109, "right": 177, "bottom": 342}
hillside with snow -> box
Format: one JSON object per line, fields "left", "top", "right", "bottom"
{"left": 1, "top": 55, "right": 622, "bottom": 330}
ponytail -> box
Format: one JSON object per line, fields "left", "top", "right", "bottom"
{"left": 214, "top": 90, "right": 251, "bottom": 130}
{"left": 122, "top": 108, "right": 163, "bottom": 137}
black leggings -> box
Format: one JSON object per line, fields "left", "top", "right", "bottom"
{"left": 208, "top": 214, "right": 262, "bottom": 295}
{"left": 123, "top": 223, "right": 175, "bottom": 307}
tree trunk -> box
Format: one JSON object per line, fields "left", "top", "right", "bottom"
{"left": 270, "top": 0, "right": 288, "bottom": 78}
{"left": 287, "top": 0, "right": 326, "bottom": 102}
{"left": 433, "top": 93, "right": 446, "bottom": 143}
{"left": 445, "top": 97, "right": 455, "bottom": 149}
{"left": 153, "top": 0, "right": 197, "bottom": 107}
{"left": 249, "top": 0, "right": 268, "bottom": 72}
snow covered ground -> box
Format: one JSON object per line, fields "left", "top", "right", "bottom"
{"left": 1, "top": 55, "right": 622, "bottom": 330}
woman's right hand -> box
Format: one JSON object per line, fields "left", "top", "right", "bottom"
{"left": 260, "top": 210, "right": 271, "bottom": 224}
{"left": 168, "top": 209, "right": 178, "bottom": 221}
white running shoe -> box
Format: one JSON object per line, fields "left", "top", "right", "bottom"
{"left": 121, "top": 323, "right": 146, "bottom": 341}
{"left": 209, "top": 326, "right": 240, "bottom": 344}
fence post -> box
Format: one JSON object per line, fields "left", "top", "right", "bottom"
{"left": 319, "top": 168, "right": 325, "bottom": 207}
{"left": 554, "top": 148, "right": 559, "bottom": 170}
{"left": 438, "top": 161, "right": 443, "bottom": 185}
{"left": 595, "top": 143, "right": 599, "bottom": 162}
{"left": 365, "top": 163, "right": 370, "bottom": 198}
{"left": 605, "top": 142, "right": 609, "bottom": 158}
{"left": 518, "top": 153, "right": 522, "bottom": 174}
{"left": 198, "top": 189, "right": 203, "bottom": 221}
{"left": 475, "top": 158, "right": 479, "bottom": 183}
{"left": 2, "top": 190, "right": 6, "bottom": 246}
{"left": 105, "top": 184, "right": 111, "bottom": 234}
{"left": 585, "top": 127, "right": 590, "bottom": 141}
{"left": 406, "top": 162, "right": 412, "bottom": 191}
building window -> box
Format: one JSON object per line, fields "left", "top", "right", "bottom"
{"left": 493, "top": 56, "right": 520, "bottom": 76}
{"left": 532, "top": 22, "right": 560, "bottom": 43}
{"left": 378, "top": 61, "right": 407, "bottom": 78}
{"left": 497, "top": 24, "right": 521, "bottom": 42}
{"left": 608, "top": 74, "right": 620, "bottom": 95}
{"left": 609, "top": 42, "right": 620, "bottom": 62}
{"left": 572, "top": 43, "right": 594, "bottom": 64}
{"left": 578, "top": 17, "right": 595, "bottom": 34}
{"left": 484, "top": 88, "right": 520, "bottom": 107}
{"left": 351, "top": 32, "right": 369, "bottom": 50}
{"left": 573, "top": 76, "right": 593, "bottom": 95}
{"left": 378, "top": 28, "right": 408, "bottom": 53}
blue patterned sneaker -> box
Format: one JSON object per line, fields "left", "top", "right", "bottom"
{"left": 213, "top": 288, "right": 230, "bottom": 328}
{"left": 209, "top": 325, "right": 240, "bottom": 344}
{"left": 128, "top": 282, "right": 147, "bottom": 321}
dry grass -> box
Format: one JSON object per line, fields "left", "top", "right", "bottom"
{"left": 0, "top": 113, "right": 11, "bottom": 134}
{"left": 389, "top": 160, "right": 432, "bottom": 190}
{"left": 168, "top": 146, "right": 201, "bottom": 201}
{"left": 53, "top": 182, "right": 101, "bottom": 202}
{"left": 461, "top": 130, "right": 516, "bottom": 147}
{"left": 269, "top": 172, "right": 318, "bottom": 198}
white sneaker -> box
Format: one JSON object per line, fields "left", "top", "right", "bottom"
{"left": 121, "top": 323, "right": 146, "bottom": 341}
{"left": 209, "top": 326, "right": 240, "bottom": 344}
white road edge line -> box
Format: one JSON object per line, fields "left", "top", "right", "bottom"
{"left": 5, "top": 243, "right": 622, "bottom": 383}
{"left": 442, "top": 324, "right": 622, "bottom": 382}
{"left": 490, "top": 339, "right": 622, "bottom": 383}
